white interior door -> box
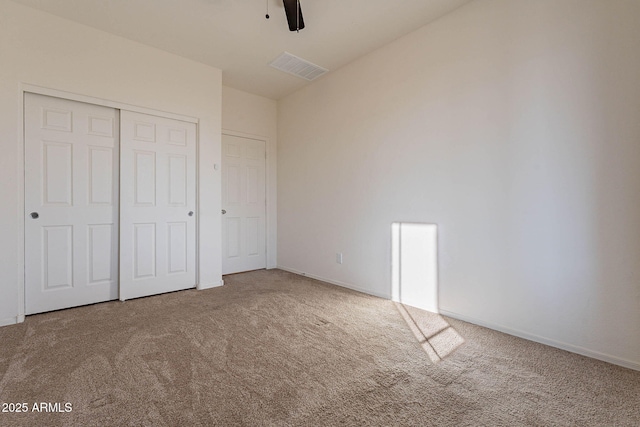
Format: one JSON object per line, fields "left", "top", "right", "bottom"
{"left": 119, "top": 111, "right": 197, "bottom": 300}
{"left": 24, "top": 93, "right": 119, "bottom": 315}
{"left": 222, "top": 134, "right": 266, "bottom": 274}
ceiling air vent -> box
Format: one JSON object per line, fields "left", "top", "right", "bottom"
{"left": 269, "top": 52, "right": 328, "bottom": 81}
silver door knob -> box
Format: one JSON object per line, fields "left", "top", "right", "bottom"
{"left": 30, "top": 212, "right": 39, "bottom": 219}
{"left": 221, "top": 209, "right": 227, "bottom": 215}
{"left": 188, "top": 211, "right": 194, "bottom": 217}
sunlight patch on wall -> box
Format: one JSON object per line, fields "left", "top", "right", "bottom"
{"left": 391, "top": 222, "right": 438, "bottom": 313}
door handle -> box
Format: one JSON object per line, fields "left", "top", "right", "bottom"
{"left": 221, "top": 209, "right": 227, "bottom": 215}
{"left": 30, "top": 212, "right": 39, "bottom": 219}
{"left": 188, "top": 211, "right": 194, "bottom": 217}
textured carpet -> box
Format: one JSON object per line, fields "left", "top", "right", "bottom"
{"left": 0, "top": 269, "right": 638, "bottom": 426}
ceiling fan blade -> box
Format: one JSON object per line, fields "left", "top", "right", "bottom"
{"left": 283, "top": 0, "right": 305, "bottom": 32}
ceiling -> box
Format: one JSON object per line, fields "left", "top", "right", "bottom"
{"left": 11, "top": 0, "right": 474, "bottom": 99}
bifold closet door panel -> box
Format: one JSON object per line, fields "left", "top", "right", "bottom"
{"left": 24, "top": 93, "right": 119, "bottom": 315}
{"left": 119, "top": 110, "right": 197, "bottom": 300}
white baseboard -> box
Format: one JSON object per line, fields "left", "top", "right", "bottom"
{"left": 197, "top": 279, "right": 224, "bottom": 290}
{"left": 277, "top": 265, "right": 390, "bottom": 300}
{"left": 0, "top": 315, "right": 24, "bottom": 327}
{"left": 439, "top": 309, "right": 640, "bottom": 372}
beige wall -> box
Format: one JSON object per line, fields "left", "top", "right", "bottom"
{"left": 277, "top": 0, "right": 640, "bottom": 369}
{"left": 222, "top": 86, "right": 278, "bottom": 267}
{"left": 0, "top": 0, "right": 223, "bottom": 325}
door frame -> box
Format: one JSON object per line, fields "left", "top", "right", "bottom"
{"left": 221, "top": 129, "right": 273, "bottom": 273}
{"left": 18, "top": 83, "right": 200, "bottom": 320}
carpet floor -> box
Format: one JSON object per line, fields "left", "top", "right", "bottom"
{"left": 0, "top": 269, "right": 638, "bottom": 426}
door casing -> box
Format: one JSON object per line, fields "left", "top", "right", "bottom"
{"left": 221, "top": 131, "right": 269, "bottom": 275}
{"left": 19, "top": 85, "right": 200, "bottom": 318}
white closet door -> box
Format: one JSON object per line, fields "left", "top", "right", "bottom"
{"left": 119, "top": 111, "right": 196, "bottom": 300}
{"left": 222, "top": 134, "right": 266, "bottom": 274}
{"left": 24, "top": 93, "right": 119, "bottom": 315}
